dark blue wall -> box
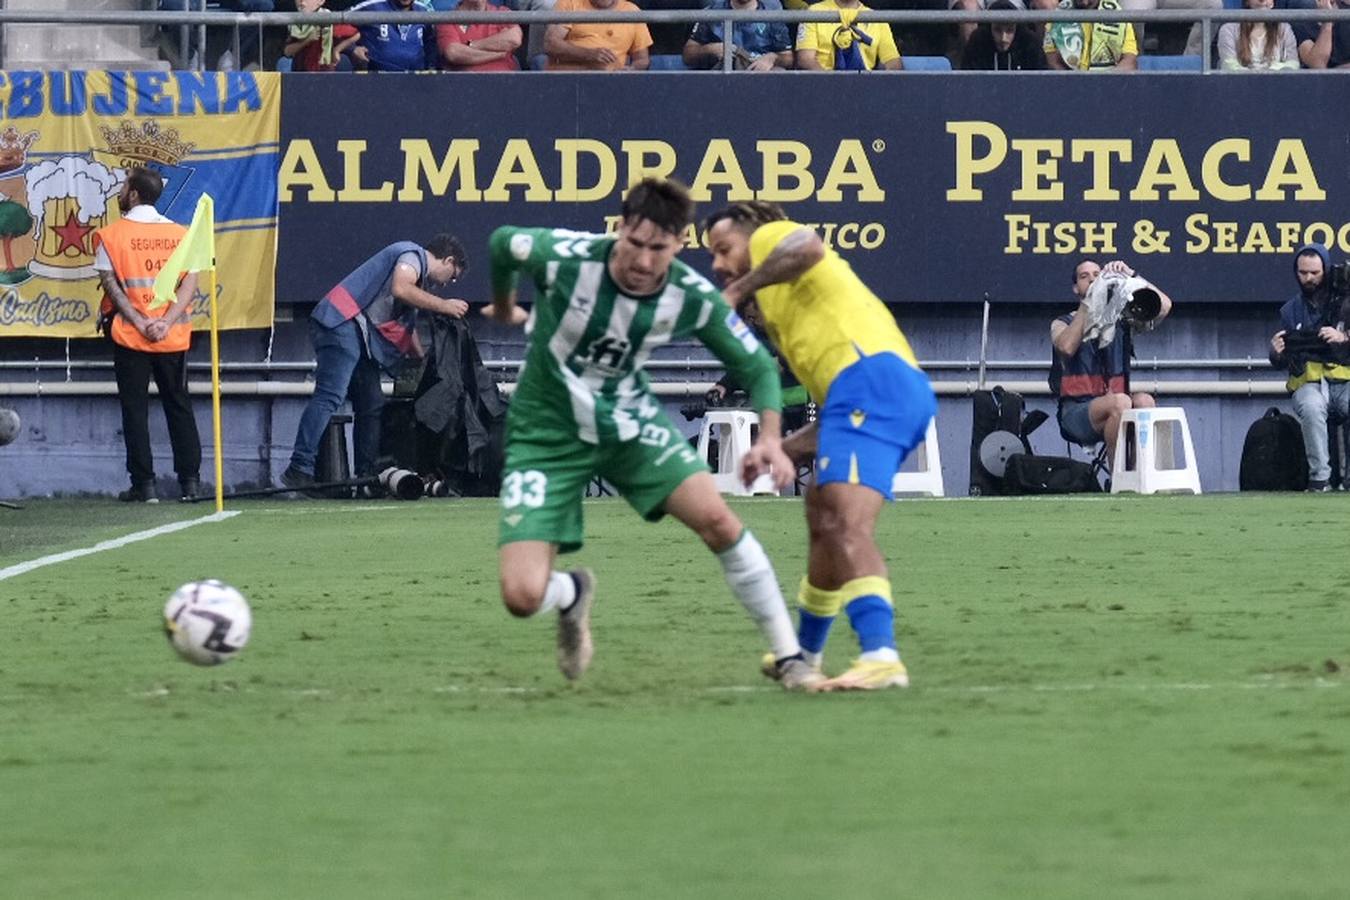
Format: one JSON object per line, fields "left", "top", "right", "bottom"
{"left": 6, "top": 72, "right": 1346, "bottom": 498}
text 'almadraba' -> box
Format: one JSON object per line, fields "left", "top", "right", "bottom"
{"left": 279, "top": 139, "right": 885, "bottom": 203}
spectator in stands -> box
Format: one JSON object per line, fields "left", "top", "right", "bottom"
{"left": 683, "top": 0, "right": 795, "bottom": 70}
{"left": 285, "top": 0, "right": 362, "bottom": 70}
{"left": 159, "top": 0, "right": 276, "bottom": 71}
{"left": 950, "top": 0, "right": 1026, "bottom": 51}
{"left": 513, "top": 0, "right": 557, "bottom": 69}
{"left": 92, "top": 167, "right": 202, "bottom": 503}
{"left": 1292, "top": 0, "right": 1350, "bottom": 67}
{"left": 795, "top": 0, "right": 903, "bottom": 69}
{"left": 1044, "top": 0, "right": 1139, "bottom": 69}
{"left": 1050, "top": 259, "right": 1173, "bottom": 463}
{"left": 1116, "top": 0, "right": 1222, "bottom": 57}
{"left": 1218, "top": 0, "right": 1299, "bottom": 68}
{"left": 872, "top": 0, "right": 954, "bottom": 58}
{"left": 282, "top": 235, "right": 470, "bottom": 494}
{"left": 545, "top": 0, "right": 653, "bottom": 69}
{"left": 351, "top": 0, "right": 438, "bottom": 70}
{"left": 960, "top": 0, "right": 1047, "bottom": 68}
{"left": 437, "top": 0, "right": 523, "bottom": 69}
{"left": 1268, "top": 244, "right": 1350, "bottom": 491}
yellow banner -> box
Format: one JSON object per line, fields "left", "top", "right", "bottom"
{"left": 0, "top": 70, "right": 279, "bottom": 338}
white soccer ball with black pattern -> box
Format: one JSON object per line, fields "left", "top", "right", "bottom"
{"left": 163, "top": 580, "right": 252, "bottom": 666}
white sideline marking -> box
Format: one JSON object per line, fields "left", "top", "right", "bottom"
{"left": 707, "top": 679, "right": 1342, "bottom": 695}
{"left": 0, "top": 510, "right": 241, "bottom": 583}
{"left": 3, "top": 675, "right": 1329, "bottom": 705}
{"left": 251, "top": 504, "right": 404, "bottom": 516}
{"left": 126, "top": 678, "right": 1336, "bottom": 700}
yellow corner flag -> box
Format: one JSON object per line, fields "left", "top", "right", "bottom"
{"left": 150, "top": 193, "right": 215, "bottom": 309}
{"left": 148, "top": 193, "right": 226, "bottom": 512}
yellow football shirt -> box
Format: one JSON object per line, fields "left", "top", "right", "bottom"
{"left": 748, "top": 220, "right": 919, "bottom": 402}
{"left": 795, "top": 0, "right": 900, "bottom": 71}
{"left": 1042, "top": 22, "right": 1139, "bottom": 70}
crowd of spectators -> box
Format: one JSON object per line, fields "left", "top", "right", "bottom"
{"left": 154, "top": 0, "right": 1350, "bottom": 71}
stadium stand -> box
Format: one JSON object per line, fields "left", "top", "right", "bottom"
{"left": 648, "top": 52, "right": 690, "bottom": 68}
{"left": 898, "top": 53, "right": 953, "bottom": 69}
{"left": 1, "top": 0, "right": 167, "bottom": 70}
{"left": 1137, "top": 52, "right": 1203, "bottom": 68}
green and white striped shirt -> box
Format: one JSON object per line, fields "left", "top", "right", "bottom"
{"left": 489, "top": 226, "right": 781, "bottom": 444}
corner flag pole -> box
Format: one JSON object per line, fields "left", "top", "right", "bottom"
{"left": 150, "top": 193, "right": 220, "bottom": 509}
{"left": 977, "top": 292, "right": 992, "bottom": 392}
{"left": 209, "top": 257, "right": 223, "bottom": 514}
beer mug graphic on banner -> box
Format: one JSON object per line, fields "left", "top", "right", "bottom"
{"left": 24, "top": 156, "right": 123, "bottom": 281}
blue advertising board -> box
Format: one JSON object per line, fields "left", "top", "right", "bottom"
{"left": 277, "top": 73, "right": 1350, "bottom": 306}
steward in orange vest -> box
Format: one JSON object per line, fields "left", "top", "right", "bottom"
{"left": 93, "top": 166, "right": 202, "bottom": 503}
{"left": 94, "top": 222, "right": 191, "bottom": 351}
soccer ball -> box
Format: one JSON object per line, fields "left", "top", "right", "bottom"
{"left": 163, "top": 580, "right": 252, "bottom": 666}
{"left": 0, "top": 407, "right": 19, "bottom": 447}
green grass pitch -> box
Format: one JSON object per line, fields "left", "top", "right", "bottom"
{"left": 1, "top": 494, "right": 1348, "bottom": 899}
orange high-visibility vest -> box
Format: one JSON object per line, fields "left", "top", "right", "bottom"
{"left": 93, "top": 218, "right": 191, "bottom": 353}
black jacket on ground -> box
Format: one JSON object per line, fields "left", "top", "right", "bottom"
{"left": 381, "top": 316, "right": 508, "bottom": 496}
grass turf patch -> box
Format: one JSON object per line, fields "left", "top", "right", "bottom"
{"left": 1, "top": 494, "right": 1347, "bottom": 899}
{"left": 0, "top": 498, "right": 210, "bottom": 568}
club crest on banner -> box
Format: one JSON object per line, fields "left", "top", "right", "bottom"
{"left": 0, "top": 120, "right": 196, "bottom": 285}
{"left": 0, "top": 70, "right": 279, "bottom": 338}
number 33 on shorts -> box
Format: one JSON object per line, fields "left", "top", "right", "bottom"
{"left": 502, "top": 470, "right": 547, "bottom": 508}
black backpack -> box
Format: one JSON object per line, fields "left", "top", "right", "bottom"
{"left": 1239, "top": 407, "right": 1308, "bottom": 491}
{"left": 969, "top": 387, "right": 1049, "bottom": 495}
{"left": 1004, "top": 453, "right": 1102, "bottom": 494}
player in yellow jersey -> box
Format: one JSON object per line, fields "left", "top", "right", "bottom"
{"left": 707, "top": 201, "right": 937, "bottom": 691}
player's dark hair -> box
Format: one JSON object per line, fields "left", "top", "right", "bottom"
{"left": 704, "top": 201, "right": 787, "bottom": 235}
{"left": 1072, "top": 258, "right": 1099, "bottom": 283}
{"left": 620, "top": 178, "right": 694, "bottom": 235}
{"left": 423, "top": 233, "right": 468, "bottom": 274}
{"left": 125, "top": 166, "right": 164, "bottom": 206}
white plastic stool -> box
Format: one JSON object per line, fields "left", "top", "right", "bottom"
{"left": 891, "top": 417, "right": 944, "bottom": 498}
{"left": 1110, "top": 407, "right": 1202, "bottom": 495}
{"left": 696, "top": 410, "right": 776, "bottom": 496}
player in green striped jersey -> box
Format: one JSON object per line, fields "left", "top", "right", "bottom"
{"left": 483, "top": 178, "right": 822, "bottom": 690}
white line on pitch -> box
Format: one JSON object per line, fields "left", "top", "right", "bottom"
{"left": 77, "top": 676, "right": 1325, "bottom": 702}
{"left": 708, "top": 679, "right": 1343, "bottom": 694}
{"left": 0, "top": 510, "right": 241, "bottom": 584}
{"left": 250, "top": 504, "right": 404, "bottom": 515}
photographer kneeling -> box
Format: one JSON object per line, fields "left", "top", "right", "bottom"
{"left": 1269, "top": 243, "right": 1350, "bottom": 492}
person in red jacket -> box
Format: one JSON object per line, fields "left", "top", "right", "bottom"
{"left": 436, "top": 0, "right": 523, "bottom": 71}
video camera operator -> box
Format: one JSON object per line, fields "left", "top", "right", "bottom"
{"left": 1050, "top": 258, "right": 1173, "bottom": 465}
{"left": 698, "top": 298, "right": 811, "bottom": 433}
{"left": 281, "top": 233, "right": 471, "bottom": 497}
{"left": 1269, "top": 243, "right": 1350, "bottom": 491}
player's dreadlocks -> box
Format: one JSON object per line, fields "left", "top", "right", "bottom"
{"left": 621, "top": 178, "right": 694, "bottom": 236}
{"left": 703, "top": 200, "right": 787, "bottom": 235}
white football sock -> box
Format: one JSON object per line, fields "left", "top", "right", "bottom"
{"left": 717, "top": 530, "right": 800, "bottom": 660}
{"left": 535, "top": 571, "right": 577, "bottom": 616}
